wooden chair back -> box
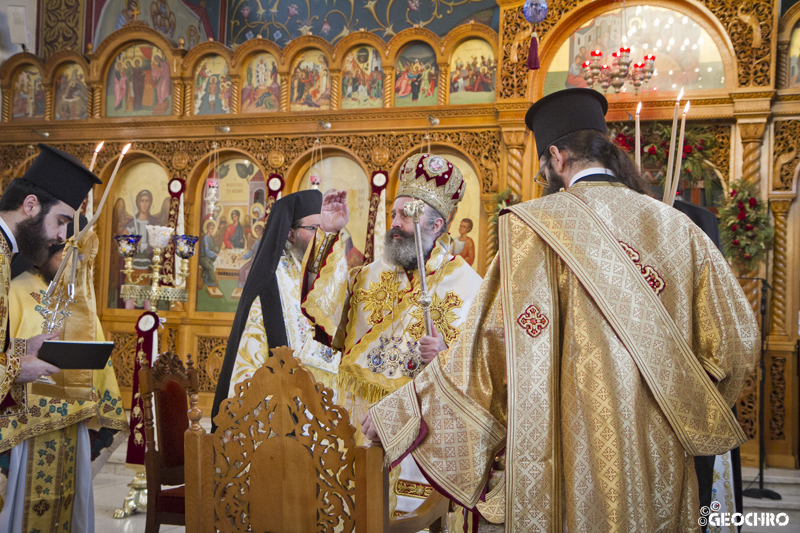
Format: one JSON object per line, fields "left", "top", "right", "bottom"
{"left": 185, "top": 346, "right": 448, "bottom": 533}
{"left": 140, "top": 351, "right": 200, "bottom": 488}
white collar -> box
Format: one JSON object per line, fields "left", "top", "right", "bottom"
{"left": 569, "top": 167, "right": 616, "bottom": 187}
{"left": 0, "top": 216, "right": 18, "bottom": 253}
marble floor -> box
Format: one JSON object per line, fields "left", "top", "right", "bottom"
{"left": 93, "top": 470, "right": 184, "bottom": 533}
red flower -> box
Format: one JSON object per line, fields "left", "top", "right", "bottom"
{"left": 737, "top": 201, "right": 744, "bottom": 209}
{"left": 737, "top": 211, "right": 746, "bottom": 220}
{"left": 731, "top": 225, "right": 738, "bottom": 231}
{"left": 627, "top": 137, "right": 634, "bottom": 146}
{"left": 749, "top": 197, "right": 757, "bottom": 207}
{"left": 684, "top": 145, "right": 693, "bottom": 154}
{"left": 647, "top": 146, "right": 656, "bottom": 155}
{"left": 660, "top": 141, "right": 667, "bottom": 147}
{"left": 744, "top": 253, "right": 751, "bottom": 259}
{"left": 733, "top": 239, "right": 740, "bottom": 246}
{"left": 745, "top": 224, "right": 753, "bottom": 231}
{"left": 695, "top": 144, "right": 704, "bottom": 152}
{"left": 730, "top": 189, "right": 737, "bottom": 197}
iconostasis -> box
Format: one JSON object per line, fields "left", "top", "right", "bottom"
{"left": 0, "top": 0, "right": 798, "bottom": 469}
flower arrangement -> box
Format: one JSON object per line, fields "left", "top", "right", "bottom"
{"left": 489, "top": 187, "right": 521, "bottom": 244}
{"left": 608, "top": 122, "right": 723, "bottom": 204}
{"left": 719, "top": 178, "right": 773, "bottom": 272}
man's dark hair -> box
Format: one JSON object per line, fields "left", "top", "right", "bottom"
{"left": 547, "top": 129, "right": 652, "bottom": 195}
{"left": 0, "top": 178, "right": 60, "bottom": 215}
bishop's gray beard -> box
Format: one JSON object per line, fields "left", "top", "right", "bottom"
{"left": 384, "top": 227, "right": 436, "bottom": 271}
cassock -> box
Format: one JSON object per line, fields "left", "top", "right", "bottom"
{"left": 369, "top": 180, "right": 758, "bottom": 532}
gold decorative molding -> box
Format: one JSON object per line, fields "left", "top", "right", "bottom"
{"left": 770, "top": 355, "right": 787, "bottom": 441}
{"left": 740, "top": 122, "right": 766, "bottom": 190}
{"left": 503, "top": 129, "right": 527, "bottom": 198}
{"left": 777, "top": 42, "right": 789, "bottom": 90}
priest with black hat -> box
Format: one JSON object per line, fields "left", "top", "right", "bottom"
{"left": 211, "top": 190, "right": 338, "bottom": 428}
{"left": 361, "top": 88, "right": 759, "bottom": 532}
{"left": 0, "top": 144, "right": 102, "bottom": 530}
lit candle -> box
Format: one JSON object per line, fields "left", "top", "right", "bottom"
{"left": 635, "top": 102, "right": 642, "bottom": 171}
{"left": 668, "top": 101, "right": 690, "bottom": 207}
{"left": 76, "top": 143, "right": 131, "bottom": 243}
{"left": 88, "top": 141, "right": 104, "bottom": 172}
{"left": 663, "top": 87, "right": 684, "bottom": 203}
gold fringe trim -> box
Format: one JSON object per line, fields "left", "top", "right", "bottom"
{"left": 382, "top": 417, "right": 420, "bottom": 469}
{"left": 304, "top": 366, "right": 338, "bottom": 390}
{"left": 336, "top": 371, "right": 390, "bottom": 405}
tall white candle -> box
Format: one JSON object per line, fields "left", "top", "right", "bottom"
{"left": 663, "top": 87, "right": 684, "bottom": 203}
{"left": 178, "top": 193, "right": 185, "bottom": 236}
{"left": 668, "top": 101, "right": 690, "bottom": 207}
{"left": 635, "top": 102, "right": 642, "bottom": 171}
{"left": 88, "top": 141, "right": 104, "bottom": 172}
{"left": 76, "top": 143, "right": 131, "bottom": 243}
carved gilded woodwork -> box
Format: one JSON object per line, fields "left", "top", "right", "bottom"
{"left": 196, "top": 336, "right": 228, "bottom": 392}
{"left": 777, "top": 42, "right": 789, "bottom": 90}
{"left": 502, "top": 130, "right": 526, "bottom": 198}
{"left": 109, "top": 331, "right": 137, "bottom": 387}
{"left": 213, "top": 346, "right": 356, "bottom": 533}
{"left": 773, "top": 120, "right": 800, "bottom": 191}
{"left": 769, "top": 200, "right": 792, "bottom": 337}
{"left": 385, "top": 27, "right": 444, "bottom": 65}
{"left": 738, "top": 369, "right": 758, "bottom": 440}
{"left": 740, "top": 122, "right": 766, "bottom": 187}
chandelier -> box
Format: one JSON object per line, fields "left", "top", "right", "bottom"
{"left": 582, "top": 48, "right": 655, "bottom": 94}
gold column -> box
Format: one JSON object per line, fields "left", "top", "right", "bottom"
{"left": 383, "top": 67, "right": 394, "bottom": 108}
{"left": 1, "top": 89, "right": 9, "bottom": 122}
{"left": 183, "top": 80, "right": 193, "bottom": 116}
{"left": 44, "top": 84, "right": 53, "bottom": 120}
{"left": 280, "top": 77, "right": 289, "bottom": 112}
{"left": 503, "top": 130, "right": 526, "bottom": 198}
{"left": 172, "top": 78, "right": 183, "bottom": 116}
{"left": 230, "top": 76, "right": 241, "bottom": 114}
{"left": 777, "top": 42, "right": 789, "bottom": 90}
{"left": 769, "top": 199, "right": 793, "bottom": 336}
{"left": 331, "top": 70, "right": 341, "bottom": 111}
{"left": 86, "top": 83, "right": 94, "bottom": 118}
{"left": 437, "top": 63, "right": 448, "bottom": 106}
{"left": 737, "top": 121, "right": 767, "bottom": 312}
{"left": 92, "top": 84, "right": 102, "bottom": 118}
{"left": 482, "top": 199, "right": 497, "bottom": 266}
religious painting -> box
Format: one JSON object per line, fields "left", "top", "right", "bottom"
{"left": 93, "top": 0, "right": 216, "bottom": 50}
{"left": 394, "top": 42, "right": 438, "bottom": 107}
{"left": 197, "top": 157, "right": 267, "bottom": 313}
{"left": 789, "top": 21, "right": 800, "bottom": 88}
{"left": 193, "top": 54, "right": 231, "bottom": 115}
{"left": 54, "top": 62, "right": 89, "bottom": 120}
{"left": 240, "top": 52, "right": 280, "bottom": 113}
{"left": 448, "top": 39, "right": 496, "bottom": 105}
{"left": 108, "top": 161, "right": 171, "bottom": 309}
{"left": 543, "top": 5, "right": 725, "bottom": 97}
{"left": 341, "top": 46, "right": 383, "bottom": 109}
{"left": 289, "top": 50, "right": 331, "bottom": 112}
{"left": 299, "top": 156, "right": 368, "bottom": 269}
{"left": 445, "top": 153, "right": 481, "bottom": 270}
{"left": 11, "top": 66, "right": 45, "bottom": 120}
{"left": 105, "top": 43, "right": 172, "bottom": 117}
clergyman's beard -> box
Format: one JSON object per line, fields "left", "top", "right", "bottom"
{"left": 546, "top": 160, "right": 568, "bottom": 195}
{"left": 289, "top": 232, "right": 310, "bottom": 262}
{"left": 38, "top": 248, "right": 63, "bottom": 283}
{"left": 384, "top": 227, "right": 436, "bottom": 271}
{"left": 16, "top": 212, "right": 57, "bottom": 266}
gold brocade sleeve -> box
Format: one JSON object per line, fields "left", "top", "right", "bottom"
{"left": 370, "top": 256, "right": 507, "bottom": 508}
{"left": 301, "top": 229, "right": 349, "bottom": 343}
{"left": 689, "top": 226, "right": 759, "bottom": 407}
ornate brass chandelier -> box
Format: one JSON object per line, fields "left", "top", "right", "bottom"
{"left": 582, "top": 48, "right": 655, "bottom": 94}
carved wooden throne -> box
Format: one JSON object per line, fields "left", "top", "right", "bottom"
{"left": 184, "top": 346, "right": 449, "bottom": 532}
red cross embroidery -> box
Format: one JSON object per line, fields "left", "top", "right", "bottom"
{"left": 517, "top": 305, "right": 549, "bottom": 338}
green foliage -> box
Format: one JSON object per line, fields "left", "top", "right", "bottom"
{"left": 719, "top": 178, "right": 773, "bottom": 272}
{"left": 489, "top": 187, "right": 521, "bottom": 243}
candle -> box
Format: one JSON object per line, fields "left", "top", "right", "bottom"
{"left": 88, "top": 141, "right": 104, "bottom": 172}
{"left": 635, "top": 102, "right": 642, "bottom": 171}
{"left": 76, "top": 143, "right": 131, "bottom": 243}
{"left": 178, "top": 193, "right": 185, "bottom": 236}
{"left": 663, "top": 87, "right": 684, "bottom": 203}
{"left": 667, "top": 101, "right": 690, "bottom": 206}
